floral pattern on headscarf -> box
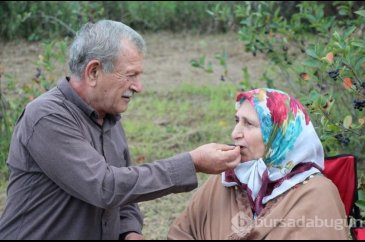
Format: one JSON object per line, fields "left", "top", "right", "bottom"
{"left": 222, "top": 88, "right": 324, "bottom": 216}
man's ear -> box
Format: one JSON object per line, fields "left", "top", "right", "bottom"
{"left": 84, "top": 60, "right": 101, "bottom": 87}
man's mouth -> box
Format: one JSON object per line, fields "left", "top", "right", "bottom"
{"left": 122, "top": 90, "right": 135, "bottom": 99}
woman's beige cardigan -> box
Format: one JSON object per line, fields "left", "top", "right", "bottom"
{"left": 168, "top": 175, "right": 349, "bottom": 240}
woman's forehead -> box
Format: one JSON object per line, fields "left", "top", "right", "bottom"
{"left": 236, "top": 101, "right": 259, "bottom": 118}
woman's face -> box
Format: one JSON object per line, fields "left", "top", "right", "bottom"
{"left": 232, "top": 100, "right": 265, "bottom": 162}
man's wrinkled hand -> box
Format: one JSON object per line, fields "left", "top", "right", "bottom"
{"left": 190, "top": 143, "right": 240, "bottom": 174}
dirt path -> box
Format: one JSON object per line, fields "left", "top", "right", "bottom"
{"left": 0, "top": 32, "right": 266, "bottom": 91}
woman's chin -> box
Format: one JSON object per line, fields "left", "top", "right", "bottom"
{"left": 240, "top": 156, "right": 250, "bottom": 163}
{"left": 240, "top": 154, "right": 257, "bottom": 163}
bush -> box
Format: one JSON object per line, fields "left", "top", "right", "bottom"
{"left": 0, "top": 1, "right": 240, "bottom": 41}
{"left": 0, "top": 1, "right": 99, "bottom": 41}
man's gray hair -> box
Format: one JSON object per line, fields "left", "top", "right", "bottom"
{"left": 68, "top": 20, "right": 146, "bottom": 79}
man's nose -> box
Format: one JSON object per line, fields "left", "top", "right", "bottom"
{"left": 131, "top": 80, "right": 143, "bottom": 93}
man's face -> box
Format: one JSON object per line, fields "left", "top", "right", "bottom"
{"left": 93, "top": 40, "right": 144, "bottom": 117}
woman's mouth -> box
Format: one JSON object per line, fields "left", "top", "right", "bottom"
{"left": 227, "top": 144, "right": 247, "bottom": 153}
{"left": 239, "top": 146, "right": 247, "bottom": 155}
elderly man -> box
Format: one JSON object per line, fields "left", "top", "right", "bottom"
{"left": 0, "top": 20, "right": 240, "bottom": 240}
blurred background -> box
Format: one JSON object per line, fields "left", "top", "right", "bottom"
{"left": 1, "top": 1, "right": 365, "bottom": 239}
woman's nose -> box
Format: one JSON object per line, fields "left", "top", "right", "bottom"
{"left": 232, "top": 125, "right": 244, "bottom": 140}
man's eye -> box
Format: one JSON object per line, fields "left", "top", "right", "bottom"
{"left": 128, "top": 75, "right": 137, "bottom": 80}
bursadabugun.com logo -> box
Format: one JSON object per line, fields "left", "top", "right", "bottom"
{"left": 231, "top": 212, "right": 358, "bottom": 233}
{"left": 231, "top": 212, "right": 254, "bottom": 234}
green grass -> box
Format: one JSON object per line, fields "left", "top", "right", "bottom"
{"left": 123, "top": 82, "right": 238, "bottom": 239}
{"left": 123, "top": 83, "right": 237, "bottom": 165}
{"left": 139, "top": 173, "right": 209, "bottom": 240}
{"left": 0, "top": 182, "right": 6, "bottom": 214}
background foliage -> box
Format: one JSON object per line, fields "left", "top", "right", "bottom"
{"left": 0, "top": 40, "right": 67, "bottom": 178}
{"left": 4, "top": 1, "right": 364, "bottom": 41}
{"left": 0, "top": 1, "right": 239, "bottom": 41}
{"left": 1, "top": 1, "right": 365, "bottom": 237}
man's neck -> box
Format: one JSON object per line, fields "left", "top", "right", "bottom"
{"left": 69, "top": 75, "right": 105, "bottom": 126}
{"left": 69, "top": 75, "right": 88, "bottom": 102}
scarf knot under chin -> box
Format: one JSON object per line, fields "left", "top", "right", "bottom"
{"left": 223, "top": 160, "right": 322, "bottom": 215}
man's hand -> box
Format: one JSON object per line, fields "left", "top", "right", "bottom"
{"left": 190, "top": 143, "right": 240, "bottom": 174}
{"left": 124, "top": 232, "right": 144, "bottom": 240}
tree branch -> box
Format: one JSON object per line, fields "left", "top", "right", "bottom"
{"left": 40, "top": 12, "right": 76, "bottom": 36}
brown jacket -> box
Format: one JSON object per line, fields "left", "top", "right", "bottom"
{"left": 168, "top": 174, "right": 349, "bottom": 240}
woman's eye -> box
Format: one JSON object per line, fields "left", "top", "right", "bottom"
{"left": 244, "top": 120, "right": 254, "bottom": 127}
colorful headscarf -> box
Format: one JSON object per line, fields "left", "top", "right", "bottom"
{"left": 222, "top": 88, "right": 324, "bottom": 216}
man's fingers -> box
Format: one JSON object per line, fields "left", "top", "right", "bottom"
{"left": 191, "top": 143, "right": 241, "bottom": 174}
{"left": 225, "top": 155, "right": 241, "bottom": 169}
{"left": 220, "top": 146, "right": 240, "bottom": 159}
{"left": 214, "top": 143, "right": 237, "bottom": 151}
{"left": 218, "top": 146, "right": 241, "bottom": 171}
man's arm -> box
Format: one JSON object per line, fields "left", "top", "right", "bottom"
{"left": 119, "top": 204, "right": 143, "bottom": 240}
{"left": 25, "top": 114, "right": 240, "bottom": 209}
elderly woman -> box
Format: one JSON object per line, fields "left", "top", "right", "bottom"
{"left": 168, "top": 88, "right": 348, "bottom": 240}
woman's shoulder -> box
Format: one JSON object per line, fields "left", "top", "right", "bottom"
{"left": 265, "top": 174, "right": 345, "bottom": 217}
{"left": 303, "top": 174, "right": 339, "bottom": 194}
{"left": 286, "top": 174, "right": 342, "bottom": 205}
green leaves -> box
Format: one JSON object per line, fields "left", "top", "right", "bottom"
{"left": 306, "top": 49, "right": 319, "bottom": 59}
{"left": 190, "top": 56, "right": 213, "bottom": 74}
{"left": 356, "top": 190, "right": 365, "bottom": 210}
{"left": 355, "top": 10, "right": 365, "bottom": 18}
{"left": 190, "top": 56, "right": 206, "bottom": 68}
{"left": 343, "top": 26, "right": 357, "bottom": 38}
{"left": 343, "top": 116, "right": 353, "bottom": 129}
{"left": 303, "top": 59, "right": 321, "bottom": 68}
{"left": 351, "top": 40, "right": 365, "bottom": 49}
